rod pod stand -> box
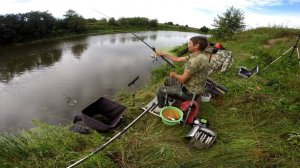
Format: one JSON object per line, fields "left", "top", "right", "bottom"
{"left": 128, "top": 76, "right": 139, "bottom": 106}
{"left": 263, "top": 35, "right": 300, "bottom": 71}
{"left": 289, "top": 34, "right": 300, "bottom": 59}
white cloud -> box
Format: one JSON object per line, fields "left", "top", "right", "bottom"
{"left": 288, "top": 0, "right": 300, "bottom": 3}
{"left": 0, "top": 0, "right": 299, "bottom": 28}
{"left": 245, "top": 12, "right": 300, "bottom": 28}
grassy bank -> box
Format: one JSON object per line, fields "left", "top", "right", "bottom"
{"left": 1, "top": 27, "right": 299, "bottom": 167}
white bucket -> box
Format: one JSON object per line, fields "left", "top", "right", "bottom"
{"left": 201, "top": 93, "right": 211, "bottom": 102}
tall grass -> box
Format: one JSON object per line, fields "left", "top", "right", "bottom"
{"left": 0, "top": 121, "right": 117, "bottom": 167}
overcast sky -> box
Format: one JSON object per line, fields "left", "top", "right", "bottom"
{"left": 1, "top": 0, "right": 300, "bottom": 29}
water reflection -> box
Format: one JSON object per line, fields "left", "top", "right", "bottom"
{"left": 0, "top": 31, "right": 201, "bottom": 131}
{"left": 150, "top": 35, "right": 157, "bottom": 40}
{"left": 0, "top": 47, "right": 62, "bottom": 83}
{"left": 117, "top": 34, "right": 158, "bottom": 44}
{"left": 109, "top": 38, "right": 116, "bottom": 44}
{"left": 119, "top": 37, "right": 126, "bottom": 43}
{"left": 71, "top": 43, "right": 88, "bottom": 59}
{"left": 0, "top": 36, "right": 89, "bottom": 83}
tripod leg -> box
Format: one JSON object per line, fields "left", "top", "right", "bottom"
{"left": 164, "top": 93, "right": 168, "bottom": 107}
{"left": 297, "top": 48, "right": 300, "bottom": 66}
{"left": 132, "top": 84, "right": 135, "bottom": 106}
{"left": 290, "top": 35, "right": 300, "bottom": 58}
{"left": 262, "top": 47, "right": 293, "bottom": 71}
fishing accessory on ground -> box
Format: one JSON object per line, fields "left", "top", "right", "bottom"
{"left": 188, "top": 127, "right": 217, "bottom": 149}
{"left": 201, "top": 92, "right": 211, "bottom": 102}
{"left": 237, "top": 66, "right": 259, "bottom": 78}
{"left": 69, "top": 116, "right": 91, "bottom": 134}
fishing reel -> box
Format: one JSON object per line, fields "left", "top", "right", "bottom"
{"left": 150, "top": 53, "right": 159, "bottom": 62}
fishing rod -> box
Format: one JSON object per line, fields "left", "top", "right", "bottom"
{"left": 91, "top": 8, "right": 175, "bottom": 68}
{"left": 67, "top": 103, "right": 157, "bottom": 168}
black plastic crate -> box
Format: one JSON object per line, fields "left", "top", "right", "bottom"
{"left": 82, "top": 97, "right": 127, "bottom": 131}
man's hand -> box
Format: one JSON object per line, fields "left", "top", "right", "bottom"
{"left": 169, "top": 70, "right": 191, "bottom": 83}
{"left": 169, "top": 72, "right": 176, "bottom": 78}
{"left": 155, "top": 50, "right": 165, "bottom": 57}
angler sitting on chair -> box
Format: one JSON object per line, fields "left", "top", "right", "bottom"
{"left": 155, "top": 36, "right": 210, "bottom": 108}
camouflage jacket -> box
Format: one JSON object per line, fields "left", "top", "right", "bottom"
{"left": 183, "top": 52, "right": 209, "bottom": 94}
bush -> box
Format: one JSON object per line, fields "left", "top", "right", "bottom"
{"left": 212, "top": 6, "right": 246, "bottom": 40}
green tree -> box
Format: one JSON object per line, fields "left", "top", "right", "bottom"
{"left": 166, "top": 22, "right": 173, "bottom": 25}
{"left": 117, "top": 17, "right": 129, "bottom": 27}
{"left": 99, "top": 18, "right": 107, "bottom": 24}
{"left": 199, "top": 26, "right": 209, "bottom": 33}
{"left": 149, "top": 19, "right": 158, "bottom": 27}
{"left": 0, "top": 14, "right": 19, "bottom": 43}
{"left": 108, "top": 17, "right": 118, "bottom": 26}
{"left": 0, "top": 11, "right": 56, "bottom": 43}
{"left": 23, "top": 11, "right": 55, "bottom": 39}
{"left": 212, "top": 6, "right": 245, "bottom": 39}
{"left": 131, "top": 17, "right": 149, "bottom": 27}
{"left": 63, "top": 9, "right": 86, "bottom": 33}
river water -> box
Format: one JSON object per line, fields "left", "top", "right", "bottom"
{"left": 0, "top": 31, "right": 201, "bottom": 131}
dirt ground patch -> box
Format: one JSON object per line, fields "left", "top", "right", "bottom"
{"left": 264, "top": 37, "right": 289, "bottom": 48}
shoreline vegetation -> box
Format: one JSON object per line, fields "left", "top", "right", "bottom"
{"left": 0, "top": 27, "right": 299, "bottom": 167}
{"left": 0, "top": 10, "right": 203, "bottom": 49}
{"left": 0, "top": 25, "right": 201, "bottom": 49}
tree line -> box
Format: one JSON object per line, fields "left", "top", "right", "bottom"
{"left": 0, "top": 6, "right": 246, "bottom": 44}
{"left": 0, "top": 10, "right": 159, "bottom": 44}
{"left": 0, "top": 10, "right": 86, "bottom": 44}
